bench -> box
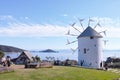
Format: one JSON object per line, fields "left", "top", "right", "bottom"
{"left": 25, "top": 62, "right": 38, "bottom": 68}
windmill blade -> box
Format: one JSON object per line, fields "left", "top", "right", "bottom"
{"left": 70, "top": 40, "right": 78, "bottom": 44}
{"left": 71, "top": 47, "right": 78, "bottom": 54}
{"left": 89, "top": 19, "right": 94, "bottom": 22}
{"left": 71, "top": 26, "right": 81, "bottom": 33}
{"left": 103, "top": 40, "right": 108, "bottom": 45}
{"left": 65, "top": 29, "right": 70, "bottom": 35}
{"left": 97, "top": 22, "right": 101, "bottom": 27}
{"left": 65, "top": 29, "right": 78, "bottom": 36}
{"left": 103, "top": 31, "right": 106, "bottom": 36}
{"left": 88, "top": 18, "right": 94, "bottom": 26}
{"left": 70, "top": 22, "right": 76, "bottom": 27}
{"left": 99, "top": 30, "right": 107, "bottom": 36}
{"left": 70, "top": 22, "right": 81, "bottom": 33}
{"left": 66, "top": 39, "right": 71, "bottom": 45}
{"left": 71, "top": 48, "right": 76, "bottom": 54}
{"left": 79, "top": 18, "right": 84, "bottom": 22}
{"left": 78, "top": 18, "right": 84, "bottom": 30}
{"left": 94, "top": 22, "right": 101, "bottom": 29}
{"left": 66, "top": 40, "right": 78, "bottom": 45}
{"left": 69, "top": 34, "right": 78, "bottom": 36}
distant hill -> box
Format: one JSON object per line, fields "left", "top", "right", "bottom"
{"left": 40, "top": 49, "right": 58, "bottom": 53}
{"left": 0, "top": 45, "right": 24, "bottom": 52}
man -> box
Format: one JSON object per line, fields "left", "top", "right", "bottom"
{"left": 6, "top": 56, "right": 11, "bottom": 67}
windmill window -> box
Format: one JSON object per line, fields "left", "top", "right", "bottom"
{"left": 90, "top": 36, "right": 94, "bottom": 39}
{"left": 94, "top": 44, "right": 96, "bottom": 47}
{"left": 84, "top": 48, "right": 87, "bottom": 54}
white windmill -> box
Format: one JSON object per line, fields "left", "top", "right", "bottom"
{"left": 66, "top": 18, "right": 107, "bottom": 69}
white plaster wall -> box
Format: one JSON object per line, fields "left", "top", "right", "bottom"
{"left": 78, "top": 37, "right": 103, "bottom": 68}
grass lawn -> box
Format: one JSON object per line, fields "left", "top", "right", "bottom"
{"left": 0, "top": 65, "right": 119, "bottom": 80}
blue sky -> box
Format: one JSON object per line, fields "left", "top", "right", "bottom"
{"left": 0, "top": 0, "right": 120, "bottom": 50}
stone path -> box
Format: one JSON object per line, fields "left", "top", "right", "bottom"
{"left": 108, "top": 68, "right": 120, "bottom": 74}
{"left": 0, "top": 66, "right": 14, "bottom": 73}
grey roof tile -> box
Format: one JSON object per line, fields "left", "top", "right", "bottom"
{"left": 78, "top": 26, "right": 102, "bottom": 38}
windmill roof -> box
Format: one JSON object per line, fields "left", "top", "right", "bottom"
{"left": 78, "top": 26, "right": 102, "bottom": 38}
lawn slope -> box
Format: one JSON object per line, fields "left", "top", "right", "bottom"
{"left": 0, "top": 66, "right": 119, "bottom": 80}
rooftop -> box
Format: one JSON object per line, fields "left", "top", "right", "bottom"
{"left": 78, "top": 26, "right": 103, "bottom": 38}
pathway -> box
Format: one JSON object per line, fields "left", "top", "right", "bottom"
{"left": 109, "top": 68, "right": 120, "bottom": 74}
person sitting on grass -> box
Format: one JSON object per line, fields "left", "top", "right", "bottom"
{"left": 1, "top": 56, "right": 6, "bottom": 67}
{"left": 104, "top": 63, "right": 108, "bottom": 70}
{"left": 6, "top": 56, "right": 11, "bottom": 67}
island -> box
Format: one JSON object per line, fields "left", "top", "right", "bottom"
{"left": 39, "top": 49, "right": 58, "bottom": 53}
{"left": 0, "top": 45, "right": 24, "bottom": 52}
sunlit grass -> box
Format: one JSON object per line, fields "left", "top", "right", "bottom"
{"left": 0, "top": 66, "right": 119, "bottom": 80}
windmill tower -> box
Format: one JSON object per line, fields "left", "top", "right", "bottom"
{"left": 66, "top": 18, "right": 106, "bottom": 68}
{"left": 77, "top": 26, "right": 103, "bottom": 68}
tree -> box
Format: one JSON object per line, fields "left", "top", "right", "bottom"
{"left": 0, "top": 51, "right": 4, "bottom": 58}
{"left": 35, "top": 55, "right": 41, "bottom": 62}
{"left": 106, "top": 57, "right": 113, "bottom": 63}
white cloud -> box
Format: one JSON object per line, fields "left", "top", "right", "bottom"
{"left": 62, "top": 14, "right": 68, "bottom": 17}
{"left": 88, "top": 17, "right": 120, "bottom": 38}
{"left": 0, "top": 16, "right": 120, "bottom": 38}
{"left": 24, "top": 17, "right": 29, "bottom": 19}
{"left": 0, "top": 23, "right": 69, "bottom": 37}
{"left": 0, "top": 15, "right": 14, "bottom": 20}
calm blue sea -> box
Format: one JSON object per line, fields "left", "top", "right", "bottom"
{"left": 5, "top": 49, "right": 120, "bottom": 61}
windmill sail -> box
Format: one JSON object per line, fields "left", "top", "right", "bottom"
{"left": 70, "top": 22, "right": 76, "bottom": 27}
{"left": 71, "top": 47, "right": 78, "bottom": 54}
{"left": 78, "top": 18, "right": 84, "bottom": 30}
{"left": 71, "top": 26, "right": 81, "bottom": 33}
{"left": 70, "top": 22, "right": 81, "bottom": 33}
{"left": 103, "top": 40, "right": 108, "bottom": 45}
{"left": 94, "top": 22, "right": 101, "bottom": 29}
{"left": 65, "top": 29, "right": 70, "bottom": 35}
{"left": 69, "top": 34, "right": 78, "bottom": 36}
{"left": 88, "top": 18, "right": 94, "bottom": 26}
{"left": 99, "top": 30, "right": 107, "bottom": 36}
{"left": 66, "top": 39, "right": 78, "bottom": 45}
{"left": 103, "top": 31, "right": 106, "bottom": 36}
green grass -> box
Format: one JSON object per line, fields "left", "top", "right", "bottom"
{"left": 0, "top": 66, "right": 119, "bottom": 80}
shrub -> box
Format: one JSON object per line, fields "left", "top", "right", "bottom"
{"left": 0, "top": 51, "right": 4, "bottom": 58}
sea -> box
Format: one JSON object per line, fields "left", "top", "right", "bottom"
{"left": 5, "top": 49, "right": 120, "bottom": 61}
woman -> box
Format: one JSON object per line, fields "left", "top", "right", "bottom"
{"left": 1, "top": 56, "right": 6, "bottom": 67}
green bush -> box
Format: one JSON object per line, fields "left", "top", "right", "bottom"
{"left": 0, "top": 51, "right": 4, "bottom": 58}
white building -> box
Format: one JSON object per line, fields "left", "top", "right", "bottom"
{"left": 78, "top": 26, "right": 103, "bottom": 68}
